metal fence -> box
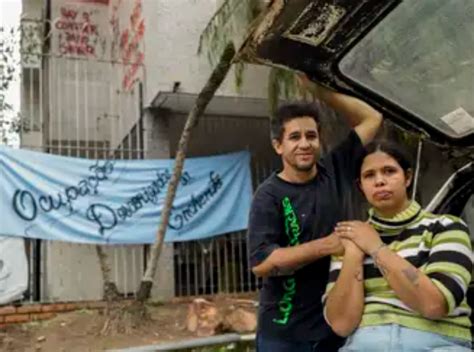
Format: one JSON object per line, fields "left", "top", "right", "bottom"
{"left": 167, "top": 111, "right": 277, "bottom": 298}
{"left": 14, "top": 14, "right": 278, "bottom": 304}
{"left": 17, "top": 55, "right": 276, "bottom": 304}
{"left": 174, "top": 231, "right": 259, "bottom": 297}
{"left": 18, "top": 42, "right": 149, "bottom": 303}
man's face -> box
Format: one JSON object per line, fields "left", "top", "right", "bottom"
{"left": 272, "top": 116, "right": 320, "bottom": 173}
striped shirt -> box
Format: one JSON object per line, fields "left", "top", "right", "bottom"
{"left": 324, "top": 201, "right": 473, "bottom": 341}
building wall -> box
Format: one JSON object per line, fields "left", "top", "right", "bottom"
{"left": 22, "top": 0, "right": 44, "bottom": 18}
{"left": 142, "top": 0, "right": 270, "bottom": 104}
{"left": 22, "top": 0, "right": 270, "bottom": 149}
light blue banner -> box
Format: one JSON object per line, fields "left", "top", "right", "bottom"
{"left": 0, "top": 147, "right": 252, "bottom": 244}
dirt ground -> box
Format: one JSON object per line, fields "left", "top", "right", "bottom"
{"left": 0, "top": 296, "right": 257, "bottom": 352}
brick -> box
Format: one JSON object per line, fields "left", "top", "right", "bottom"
{"left": 87, "top": 301, "right": 106, "bottom": 309}
{"left": 0, "top": 306, "right": 16, "bottom": 315}
{"left": 30, "top": 312, "right": 56, "bottom": 321}
{"left": 0, "top": 315, "right": 4, "bottom": 323}
{"left": 5, "top": 314, "right": 30, "bottom": 324}
{"left": 42, "top": 303, "right": 67, "bottom": 313}
{"left": 75, "top": 302, "right": 89, "bottom": 310}
{"left": 53, "top": 303, "right": 68, "bottom": 312}
{"left": 65, "top": 303, "right": 78, "bottom": 311}
{"left": 40, "top": 305, "right": 55, "bottom": 313}
{"left": 16, "top": 305, "right": 42, "bottom": 314}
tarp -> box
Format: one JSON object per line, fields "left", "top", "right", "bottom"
{"left": 0, "top": 147, "right": 252, "bottom": 244}
{"left": 0, "top": 237, "right": 28, "bottom": 304}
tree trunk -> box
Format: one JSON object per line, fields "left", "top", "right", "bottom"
{"left": 136, "top": 43, "right": 236, "bottom": 302}
{"left": 95, "top": 245, "right": 120, "bottom": 302}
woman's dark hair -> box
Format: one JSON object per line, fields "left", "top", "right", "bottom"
{"left": 270, "top": 103, "right": 321, "bottom": 141}
{"left": 361, "top": 140, "right": 413, "bottom": 176}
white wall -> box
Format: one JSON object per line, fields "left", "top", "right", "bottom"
{"left": 21, "top": 0, "right": 270, "bottom": 303}
{"left": 23, "top": 0, "right": 270, "bottom": 148}
{"left": 22, "top": 0, "right": 43, "bottom": 19}
{"left": 42, "top": 242, "right": 146, "bottom": 302}
{"left": 142, "top": 0, "right": 270, "bottom": 105}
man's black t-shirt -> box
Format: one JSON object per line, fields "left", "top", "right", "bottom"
{"left": 248, "top": 130, "right": 365, "bottom": 342}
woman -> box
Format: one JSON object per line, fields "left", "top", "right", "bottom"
{"left": 324, "top": 141, "right": 472, "bottom": 351}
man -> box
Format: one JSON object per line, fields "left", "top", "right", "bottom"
{"left": 248, "top": 81, "right": 383, "bottom": 352}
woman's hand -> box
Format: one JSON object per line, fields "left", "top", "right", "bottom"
{"left": 336, "top": 221, "right": 383, "bottom": 255}
{"left": 341, "top": 238, "right": 365, "bottom": 261}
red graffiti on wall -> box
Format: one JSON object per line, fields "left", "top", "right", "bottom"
{"left": 55, "top": 6, "right": 99, "bottom": 57}
{"left": 73, "top": 0, "right": 109, "bottom": 5}
{"left": 110, "top": 0, "right": 145, "bottom": 90}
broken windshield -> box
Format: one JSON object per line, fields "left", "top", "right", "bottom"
{"left": 339, "top": 0, "right": 474, "bottom": 139}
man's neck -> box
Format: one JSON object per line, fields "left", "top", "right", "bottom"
{"left": 278, "top": 166, "right": 317, "bottom": 184}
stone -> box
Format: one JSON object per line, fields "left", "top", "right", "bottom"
{"left": 185, "top": 298, "right": 223, "bottom": 337}
{"left": 223, "top": 308, "right": 256, "bottom": 333}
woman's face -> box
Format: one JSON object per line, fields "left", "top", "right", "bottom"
{"left": 359, "top": 151, "right": 412, "bottom": 216}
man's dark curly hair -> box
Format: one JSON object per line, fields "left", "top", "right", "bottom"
{"left": 271, "top": 103, "right": 321, "bottom": 141}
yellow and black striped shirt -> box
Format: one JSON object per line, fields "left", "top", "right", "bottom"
{"left": 324, "top": 201, "right": 473, "bottom": 341}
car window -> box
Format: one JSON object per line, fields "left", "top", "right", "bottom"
{"left": 339, "top": 0, "right": 474, "bottom": 139}
{"left": 461, "top": 194, "right": 474, "bottom": 244}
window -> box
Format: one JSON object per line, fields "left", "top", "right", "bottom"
{"left": 339, "top": 0, "right": 474, "bottom": 138}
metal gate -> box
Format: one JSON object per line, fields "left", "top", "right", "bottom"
{"left": 169, "top": 113, "right": 278, "bottom": 297}
{"left": 19, "top": 20, "right": 147, "bottom": 302}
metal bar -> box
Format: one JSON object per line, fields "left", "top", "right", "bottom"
{"left": 245, "top": 232, "right": 252, "bottom": 291}
{"left": 65, "top": 58, "right": 71, "bottom": 156}
{"left": 109, "top": 333, "right": 256, "bottom": 352}
{"left": 122, "top": 246, "right": 128, "bottom": 296}
{"left": 134, "top": 84, "right": 140, "bottom": 158}
{"left": 57, "top": 59, "right": 63, "bottom": 155}
{"left": 193, "top": 242, "right": 198, "bottom": 296}
{"left": 93, "top": 61, "right": 100, "bottom": 160}
{"left": 216, "top": 239, "right": 222, "bottom": 293}
{"left": 83, "top": 58, "right": 89, "bottom": 158}
{"left": 20, "top": 67, "right": 25, "bottom": 137}
{"left": 138, "top": 83, "right": 144, "bottom": 159}
{"left": 27, "top": 240, "right": 34, "bottom": 302}
{"left": 47, "top": 57, "right": 53, "bottom": 152}
{"left": 28, "top": 68, "right": 34, "bottom": 132}
{"left": 185, "top": 244, "right": 191, "bottom": 296}
{"left": 76, "top": 244, "right": 83, "bottom": 301}
{"left": 176, "top": 243, "right": 182, "bottom": 296}
{"left": 45, "top": 240, "right": 53, "bottom": 301}
{"left": 119, "top": 75, "right": 125, "bottom": 160}
{"left": 108, "top": 62, "right": 115, "bottom": 159}
{"left": 209, "top": 241, "right": 214, "bottom": 294}
{"left": 412, "top": 138, "right": 423, "bottom": 200}
{"left": 200, "top": 244, "right": 206, "bottom": 295}
{"left": 126, "top": 84, "right": 133, "bottom": 157}
{"left": 39, "top": 64, "right": 43, "bottom": 142}
{"left": 132, "top": 246, "right": 138, "bottom": 298}
{"left": 231, "top": 233, "right": 237, "bottom": 293}
{"left": 40, "top": 240, "right": 47, "bottom": 301}
{"left": 74, "top": 59, "right": 80, "bottom": 156}
{"left": 223, "top": 236, "right": 229, "bottom": 293}
{"left": 238, "top": 231, "right": 245, "bottom": 292}
{"left": 113, "top": 247, "right": 119, "bottom": 289}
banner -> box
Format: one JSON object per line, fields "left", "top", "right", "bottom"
{"left": 0, "top": 237, "right": 28, "bottom": 304}
{"left": 0, "top": 147, "right": 252, "bottom": 244}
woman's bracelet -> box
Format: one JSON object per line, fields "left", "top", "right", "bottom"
{"left": 370, "top": 243, "right": 387, "bottom": 262}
